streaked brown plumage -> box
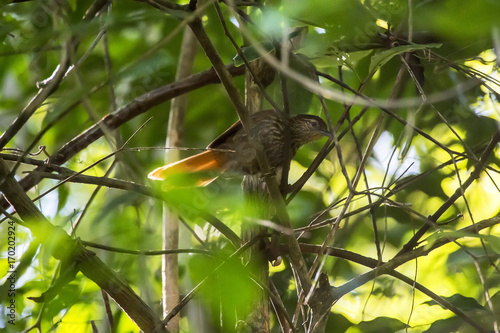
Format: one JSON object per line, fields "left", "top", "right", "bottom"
{"left": 148, "top": 110, "right": 330, "bottom": 186}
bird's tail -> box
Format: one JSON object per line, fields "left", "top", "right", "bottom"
{"left": 148, "top": 150, "right": 225, "bottom": 187}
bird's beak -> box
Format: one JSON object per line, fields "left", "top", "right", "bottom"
{"left": 322, "top": 130, "right": 333, "bottom": 139}
{"left": 311, "top": 130, "right": 332, "bottom": 142}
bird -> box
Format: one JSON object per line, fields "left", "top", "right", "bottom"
{"left": 148, "top": 110, "right": 330, "bottom": 186}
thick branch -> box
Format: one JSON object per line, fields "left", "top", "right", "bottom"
{"left": 0, "top": 158, "right": 167, "bottom": 333}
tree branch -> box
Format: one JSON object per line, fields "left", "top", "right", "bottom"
{"left": 397, "top": 128, "right": 500, "bottom": 256}
{"left": 283, "top": 214, "right": 500, "bottom": 333}
{"left": 188, "top": 13, "right": 314, "bottom": 298}
{"left": 0, "top": 157, "right": 167, "bottom": 333}
{"left": 0, "top": 64, "right": 245, "bottom": 211}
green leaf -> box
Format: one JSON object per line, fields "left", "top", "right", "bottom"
{"left": 233, "top": 41, "right": 274, "bottom": 67}
{"left": 282, "top": 55, "right": 315, "bottom": 115}
{"left": 415, "top": 0, "right": 500, "bottom": 41}
{"left": 232, "top": 30, "right": 306, "bottom": 67}
{"left": 325, "top": 312, "right": 353, "bottom": 333}
{"left": 188, "top": 253, "right": 261, "bottom": 329}
{"left": 369, "top": 43, "right": 441, "bottom": 74}
{"left": 423, "top": 294, "right": 485, "bottom": 311}
{"left": 422, "top": 317, "right": 462, "bottom": 333}
{"left": 345, "top": 316, "right": 407, "bottom": 333}
{"left": 57, "top": 185, "right": 69, "bottom": 212}
{"left": 446, "top": 246, "right": 495, "bottom": 272}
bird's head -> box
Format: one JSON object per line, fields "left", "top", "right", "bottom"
{"left": 290, "top": 114, "right": 331, "bottom": 147}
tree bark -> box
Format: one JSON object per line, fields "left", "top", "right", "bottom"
{"left": 161, "top": 25, "right": 198, "bottom": 332}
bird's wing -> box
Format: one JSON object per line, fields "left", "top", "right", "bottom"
{"left": 207, "top": 120, "right": 243, "bottom": 149}
{"left": 207, "top": 110, "right": 278, "bottom": 149}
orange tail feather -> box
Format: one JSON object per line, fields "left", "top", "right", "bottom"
{"left": 148, "top": 150, "right": 225, "bottom": 186}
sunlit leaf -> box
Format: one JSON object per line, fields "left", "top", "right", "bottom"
{"left": 423, "top": 294, "right": 486, "bottom": 311}
{"left": 345, "top": 316, "right": 407, "bottom": 333}
{"left": 369, "top": 43, "right": 441, "bottom": 74}
{"left": 422, "top": 317, "right": 462, "bottom": 333}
